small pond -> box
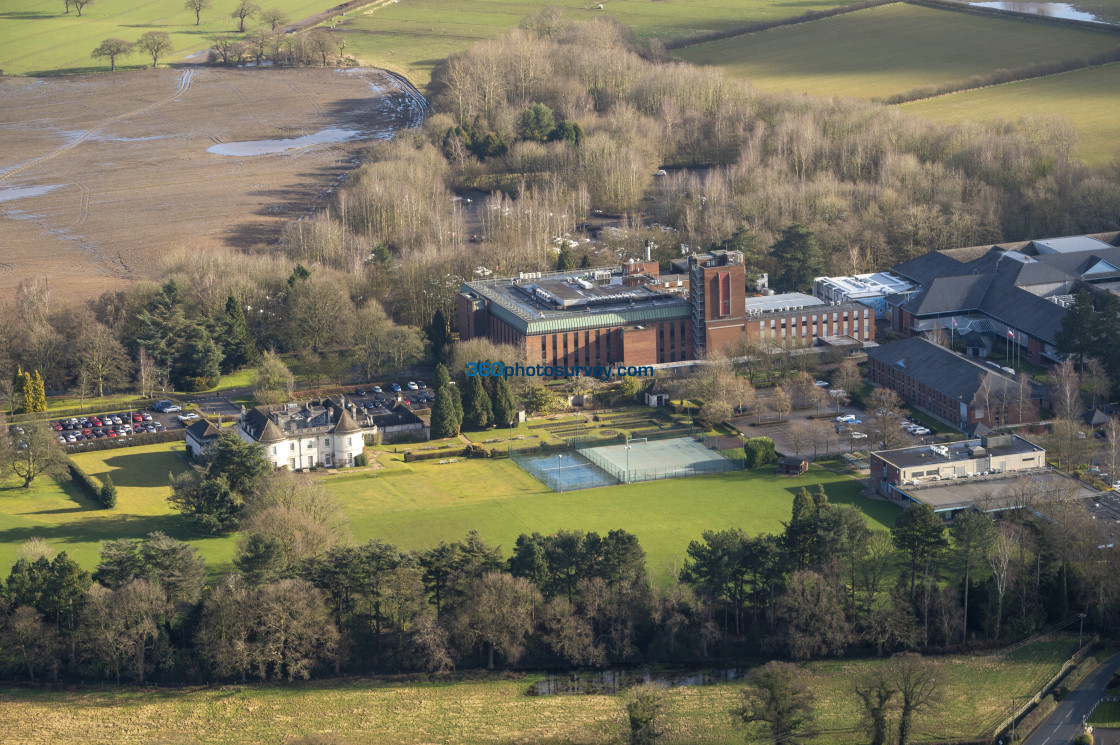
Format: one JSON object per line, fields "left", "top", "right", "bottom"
{"left": 967, "top": 1, "right": 1105, "bottom": 23}
{"left": 206, "top": 127, "right": 362, "bottom": 156}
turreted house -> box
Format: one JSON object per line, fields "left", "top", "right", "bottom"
{"left": 238, "top": 397, "right": 369, "bottom": 469}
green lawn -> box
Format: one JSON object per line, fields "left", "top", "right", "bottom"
{"left": 0, "top": 442, "right": 237, "bottom": 577}
{"left": 1090, "top": 701, "right": 1120, "bottom": 728}
{"left": 0, "top": 638, "right": 1076, "bottom": 744}
{"left": 0, "top": 0, "right": 341, "bottom": 75}
{"left": 328, "top": 0, "right": 864, "bottom": 87}
{"left": 902, "top": 62, "right": 1120, "bottom": 166}
{"left": 673, "top": 3, "right": 1119, "bottom": 100}
{"left": 0, "top": 436, "right": 898, "bottom": 584}
{"left": 324, "top": 455, "right": 898, "bottom": 581}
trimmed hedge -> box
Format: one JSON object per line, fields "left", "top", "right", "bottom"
{"left": 66, "top": 458, "right": 115, "bottom": 508}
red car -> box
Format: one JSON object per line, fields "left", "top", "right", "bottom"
{"left": 132, "top": 414, "right": 143, "bottom": 423}
{"left": 107, "top": 430, "right": 118, "bottom": 438}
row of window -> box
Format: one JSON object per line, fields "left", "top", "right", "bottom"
{"left": 270, "top": 436, "right": 354, "bottom": 456}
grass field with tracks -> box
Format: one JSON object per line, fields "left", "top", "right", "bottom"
{"left": 673, "top": 3, "right": 1120, "bottom": 100}
{"left": 327, "top": 0, "right": 862, "bottom": 86}
{"left": 0, "top": 0, "right": 339, "bottom": 75}
{"left": 901, "top": 62, "right": 1120, "bottom": 165}
{"left": 0, "top": 639, "right": 1077, "bottom": 744}
{"left": 0, "top": 435, "right": 897, "bottom": 582}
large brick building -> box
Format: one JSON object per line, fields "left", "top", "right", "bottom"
{"left": 867, "top": 336, "right": 1043, "bottom": 429}
{"left": 456, "top": 251, "right": 873, "bottom": 368}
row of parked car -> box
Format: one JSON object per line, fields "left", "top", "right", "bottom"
{"left": 53, "top": 413, "right": 164, "bottom": 443}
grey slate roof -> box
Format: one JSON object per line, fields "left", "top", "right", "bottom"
{"left": 892, "top": 252, "right": 968, "bottom": 285}
{"left": 868, "top": 336, "right": 1042, "bottom": 404}
{"left": 185, "top": 418, "right": 221, "bottom": 442}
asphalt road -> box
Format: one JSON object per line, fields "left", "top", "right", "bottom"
{"left": 1019, "top": 650, "right": 1120, "bottom": 745}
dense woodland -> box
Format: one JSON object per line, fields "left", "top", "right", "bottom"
{"left": 1, "top": 426, "right": 1118, "bottom": 686}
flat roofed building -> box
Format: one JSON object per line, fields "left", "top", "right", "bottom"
{"left": 457, "top": 254, "right": 874, "bottom": 370}
{"left": 813, "top": 272, "right": 916, "bottom": 318}
{"left": 871, "top": 434, "right": 1046, "bottom": 505}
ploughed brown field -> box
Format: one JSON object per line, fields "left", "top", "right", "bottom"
{"left": 0, "top": 66, "right": 425, "bottom": 298}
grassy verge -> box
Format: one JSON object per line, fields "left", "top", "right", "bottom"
{"left": 1090, "top": 701, "right": 1120, "bottom": 728}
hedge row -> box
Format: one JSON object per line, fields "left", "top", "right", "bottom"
{"left": 665, "top": 0, "right": 898, "bottom": 50}
{"left": 63, "top": 428, "right": 185, "bottom": 454}
{"left": 66, "top": 459, "right": 116, "bottom": 508}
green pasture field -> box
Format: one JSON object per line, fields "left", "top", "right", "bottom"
{"left": 672, "top": 3, "right": 1120, "bottom": 100}
{"left": 327, "top": 0, "right": 863, "bottom": 87}
{"left": 0, "top": 638, "right": 1076, "bottom": 744}
{"left": 902, "top": 62, "right": 1120, "bottom": 165}
{"left": 0, "top": 0, "right": 339, "bottom": 76}
{"left": 323, "top": 454, "right": 899, "bottom": 581}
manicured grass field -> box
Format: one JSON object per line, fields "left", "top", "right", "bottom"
{"left": 902, "top": 62, "right": 1120, "bottom": 165}
{"left": 0, "top": 442, "right": 237, "bottom": 576}
{"left": 324, "top": 454, "right": 899, "bottom": 580}
{"left": 0, "top": 639, "right": 1077, "bottom": 744}
{"left": 0, "top": 0, "right": 339, "bottom": 75}
{"left": 0, "top": 434, "right": 897, "bottom": 584}
{"left": 673, "top": 3, "right": 1120, "bottom": 100}
{"left": 329, "top": 0, "right": 862, "bottom": 87}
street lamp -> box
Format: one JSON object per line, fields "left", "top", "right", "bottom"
{"left": 508, "top": 420, "right": 514, "bottom": 455}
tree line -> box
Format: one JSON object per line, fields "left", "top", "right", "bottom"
{"left": 3, "top": 462, "right": 1118, "bottom": 686}
{"left": 0, "top": 256, "right": 428, "bottom": 411}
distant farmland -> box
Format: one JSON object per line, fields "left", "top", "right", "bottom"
{"left": 0, "top": 0, "right": 339, "bottom": 75}
{"left": 901, "top": 62, "right": 1120, "bottom": 165}
{"left": 673, "top": 3, "right": 1119, "bottom": 100}
{"left": 326, "top": 0, "right": 865, "bottom": 86}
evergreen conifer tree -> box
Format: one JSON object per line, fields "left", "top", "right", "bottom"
{"left": 430, "top": 386, "right": 458, "bottom": 439}
{"left": 462, "top": 374, "right": 493, "bottom": 430}
{"left": 449, "top": 383, "right": 464, "bottom": 435}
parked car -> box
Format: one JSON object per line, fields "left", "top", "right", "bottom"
{"left": 814, "top": 380, "right": 829, "bottom": 387}
{"left": 836, "top": 414, "right": 856, "bottom": 423}
{"left": 178, "top": 413, "right": 200, "bottom": 423}
{"left": 407, "top": 381, "right": 419, "bottom": 391}
{"left": 912, "top": 427, "right": 930, "bottom": 436}
{"left": 356, "top": 387, "right": 366, "bottom": 396}
{"left": 372, "top": 386, "right": 382, "bottom": 394}
{"left": 390, "top": 383, "right": 402, "bottom": 392}
{"left": 851, "top": 432, "right": 868, "bottom": 440}
{"left": 152, "top": 400, "right": 172, "bottom": 412}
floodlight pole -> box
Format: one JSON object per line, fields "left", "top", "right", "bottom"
{"left": 558, "top": 453, "right": 563, "bottom": 493}
{"left": 626, "top": 444, "right": 631, "bottom": 484}
{"left": 508, "top": 420, "right": 514, "bottom": 456}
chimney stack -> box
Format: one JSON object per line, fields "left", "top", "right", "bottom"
{"left": 644, "top": 240, "right": 651, "bottom": 262}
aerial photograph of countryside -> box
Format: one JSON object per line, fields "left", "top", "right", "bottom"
{"left": 3, "top": 0, "right": 1120, "bottom": 743}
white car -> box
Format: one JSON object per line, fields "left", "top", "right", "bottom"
{"left": 836, "top": 414, "right": 857, "bottom": 423}
{"left": 1113, "top": 481, "right": 1120, "bottom": 491}
{"left": 850, "top": 432, "right": 868, "bottom": 440}
{"left": 814, "top": 380, "right": 829, "bottom": 387}
{"left": 407, "top": 381, "right": 419, "bottom": 390}
{"left": 178, "top": 412, "right": 200, "bottom": 423}
{"left": 912, "top": 427, "right": 931, "bottom": 436}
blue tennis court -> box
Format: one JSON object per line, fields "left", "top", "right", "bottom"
{"left": 512, "top": 450, "right": 617, "bottom": 491}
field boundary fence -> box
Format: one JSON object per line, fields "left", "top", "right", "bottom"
{"left": 991, "top": 636, "right": 1098, "bottom": 740}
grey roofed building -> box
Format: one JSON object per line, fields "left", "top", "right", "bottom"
{"left": 184, "top": 417, "right": 221, "bottom": 457}
{"left": 867, "top": 336, "right": 1032, "bottom": 404}
{"left": 889, "top": 232, "right": 1120, "bottom": 360}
